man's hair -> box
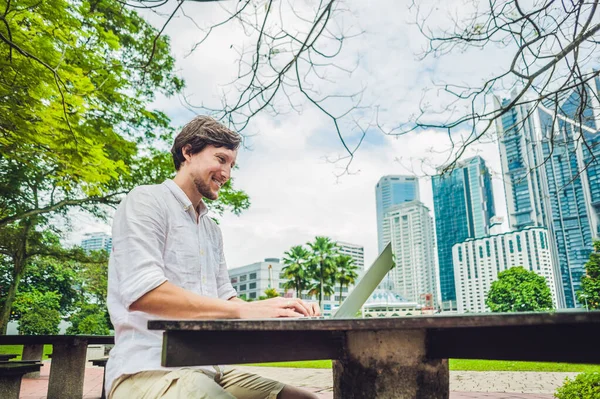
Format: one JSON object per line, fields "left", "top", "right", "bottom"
{"left": 171, "top": 116, "right": 241, "bottom": 170}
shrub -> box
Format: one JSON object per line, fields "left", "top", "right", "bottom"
{"left": 555, "top": 372, "right": 600, "bottom": 399}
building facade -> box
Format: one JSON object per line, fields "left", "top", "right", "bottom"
{"left": 336, "top": 241, "right": 365, "bottom": 270}
{"left": 229, "top": 257, "right": 356, "bottom": 317}
{"left": 453, "top": 227, "right": 558, "bottom": 313}
{"left": 432, "top": 156, "right": 495, "bottom": 310}
{"left": 382, "top": 201, "right": 438, "bottom": 307}
{"left": 362, "top": 289, "right": 421, "bottom": 318}
{"left": 81, "top": 232, "right": 112, "bottom": 253}
{"left": 375, "top": 175, "right": 419, "bottom": 252}
{"left": 495, "top": 81, "right": 600, "bottom": 308}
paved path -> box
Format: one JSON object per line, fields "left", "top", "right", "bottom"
{"left": 19, "top": 362, "right": 575, "bottom": 398}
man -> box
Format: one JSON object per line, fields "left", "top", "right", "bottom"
{"left": 106, "top": 116, "right": 320, "bottom": 398}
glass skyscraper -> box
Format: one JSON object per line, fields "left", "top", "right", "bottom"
{"left": 432, "top": 156, "right": 495, "bottom": 310}
{"left": 495, "top": 80, "right": 600, "bottom": 307}
{"left": 375, "top": 175, "right": 419, "bottom": 252}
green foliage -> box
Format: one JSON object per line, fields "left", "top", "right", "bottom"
{"left": 281, "top": 246, "right": 312, "bottom": 295}
{"left": 334, "top": 255, "right": 358, "bottom": 305}
{"left": 13, "top": 290, "right": 61, "bottom": 335}
{"left": 263, "top": 288, "right": 280, "bottom": 299}
{"left": 306, "top": 236, "right": 339, "bottom": 308}
{"left": 577, "top": 241, "right": 600, "bottom": 310}
{"left": 555, "top": 372, "right": 600, "bottom": 399}
{"left": 486, "top": 266, "right": 554, "bottom": 312}
{"left": 66, "top": 303, "right": 110, "bottom": 335}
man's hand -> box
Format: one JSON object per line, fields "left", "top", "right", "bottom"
{"left": 236, "top": 297, "right": 321, "bottom": 319}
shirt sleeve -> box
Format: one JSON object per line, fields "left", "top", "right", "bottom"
{"left": 215, "top": 228, "right": 237, "bottom": 300}
{"left": 111, "top": 186, "right": 169, "bottom": 309}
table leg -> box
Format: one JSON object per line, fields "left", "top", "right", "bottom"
{"left": 22, "top": 344, "right": 43, "bottom": 378}
{"left": 333, "top": 329, "right": 449, "bottom": 399}
{"left": 47, "top": 340, "right": 87, "bottom": 399}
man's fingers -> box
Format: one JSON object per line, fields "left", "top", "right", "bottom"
{"left": 278, "top": 308, "right": 303, "bottom": 318}
{"left": 311, "top": 302, "right": 321, "bottom": 316}
{"left": 281, "top": 299, "right": 310, "bottom": 316}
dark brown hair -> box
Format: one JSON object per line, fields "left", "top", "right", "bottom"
{"left": 171, "top": 116, "right": 241, "bottom": 170}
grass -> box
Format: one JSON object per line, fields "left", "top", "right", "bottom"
{"left": 244, "top": 359, "right": 600, "bottom": 373}
{"left": 0, "top": 345, "right": 53, "bottom": 360}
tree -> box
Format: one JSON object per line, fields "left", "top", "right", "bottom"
{"left": 262, "top": 288, "right": 280, "bottom": 300}
{"left": 66, "top": 303, "right": 110, "bottom": 336}
{"left": 577, "top": 241, "right": 600, "bottom": 310}
{"left": 281, "top": 245, "right": 311, "bottom": 298}
{"left": 13, "top": 290, "right": 62, "bottom": 335}
{"left": 0, "top": 0, "right": 250, "bottom": 333}
{"left": 306, "top": 236, "right": 338, "bottom": 309}
{"left": 486, "top": 267, "right": 554, "bottom": 312}
{"left": 334, "top": 255, "right": 358, "bottom": 305}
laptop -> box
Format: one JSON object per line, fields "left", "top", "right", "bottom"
{"left": 307, "top": 242, "right": 394, "bottom": 319}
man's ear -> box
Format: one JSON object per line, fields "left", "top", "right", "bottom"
{"left": 182, "top": 144, "right": 193, "bottom": 161}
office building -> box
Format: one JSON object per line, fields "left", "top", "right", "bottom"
{"left": 375, "top": 175, "right": 419, "bottom": 252}
{"left": 81, "top": 232, "right": 112, "bottom": 253}
{"left": 382, "top": 200, "right": 438, "bottom": 307}
{"left": 495, "top": 81, "right": 600, "bottom": 307}
{"left": 336, "top": 241, "right": 365, "bottom": 269}
{"left": 453, "top": 227, "right": 558, "bottom": 312}
{"left": 432, "top": 156, "right": 495, "bottom": 311}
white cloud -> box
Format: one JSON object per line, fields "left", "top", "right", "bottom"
{"left": 70, "top": 0, "right": 516, "bottom": 269}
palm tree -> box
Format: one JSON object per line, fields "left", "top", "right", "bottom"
{"left": 334, "top": 255, "right": 359, "bottom": 305}
{"left": 281, "top": 245, "right": 311, "bottom": 298}
{"left": 307, "top": 236, "right": 338, "bottom": 308}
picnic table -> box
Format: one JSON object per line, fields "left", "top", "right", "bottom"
{"left": 149, "top": 311, "right": 600, "bottom": 398}
{"left": 0, "top": 335, "right": 114, "bottom": 399}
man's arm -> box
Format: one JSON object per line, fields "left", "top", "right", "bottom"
{"left": 130, "top": 282, "right": 317, "bottom": 318}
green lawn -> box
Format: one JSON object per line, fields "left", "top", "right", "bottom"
{"left": 245, "top": 359, "right": 600, "bottom": 372}
{"left": 0, "top": 345, "right": 53, "bottom": 360}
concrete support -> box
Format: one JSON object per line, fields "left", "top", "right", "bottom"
{"left": 333, "top": 329, "right": 449, "bottom": 399}
{"left": 0, "top": 375, "right": 22, "bottom": 399}
{"left": 21, "top": 344, "right": 43, "bottom": 378}
{"left": 47, "top": 340, "right": 87, "bottom": 399}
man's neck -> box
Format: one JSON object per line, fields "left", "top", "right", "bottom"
{"left": 172, "top": 174, "right": 204, "bottom": 216}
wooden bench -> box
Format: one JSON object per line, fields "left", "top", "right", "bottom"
{"left": 0, "top": 361, "right": 42, "bottom": 399}
{"left": 149, "top": 311, "right": 600, "bottom": 398}
{"left": 91, "top": 357, "right": 109, "bottom": 399}
{"left": 0, "top": 335, "right": 114, "bottom": 398}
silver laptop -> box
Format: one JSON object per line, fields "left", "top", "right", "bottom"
{"left": 328, "top": 242, "right": 394, "bottom": 319}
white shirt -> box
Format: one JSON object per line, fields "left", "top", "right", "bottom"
{"left": 105, "top": 180, "right": 237, "bottom": 393}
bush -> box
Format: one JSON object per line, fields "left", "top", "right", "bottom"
{"left": 555, "top": 372, "right": 600, "bottom": 399}
{"left": 66, "top": 303, "right": 110, "bottom": 335}
{"left": 13, "top": 291, "right": 62, "bottom": 335}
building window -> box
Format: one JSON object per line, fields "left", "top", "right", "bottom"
{"left": 509, "top": 240, "right": 514, "bottom": 254}
{"left": 239, "top": 284, "right": 247, "bottom": 291}
{"left": 240, "top": 275, "right": 247, "bottom": 282}
{"left": 516, "top": 235, "right": 522, "bottom": 252}
{"left": 249, "top": 282, "right": 256, "bottom": 289}
{"left": 231, "top": 277, "right": 238, "bottom": 284}
{"left": 249, "top": 273, "right": 257, "bottom": 280}
{"left": 458, "top": 247, "right": 463, "bottom": 262}
{"left": 249, "top": 292, "right": 256, "bottom": 299}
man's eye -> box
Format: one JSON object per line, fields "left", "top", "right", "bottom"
{"left": 217, "top": 156, "right": 225, "bottom": 163}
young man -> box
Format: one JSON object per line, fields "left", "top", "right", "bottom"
{"left": 106, "top": 116, "right": 320, "bottom": 398}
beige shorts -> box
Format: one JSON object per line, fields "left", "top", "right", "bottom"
{"left": 109, "top": 367, "right": 285, "bottom": 399}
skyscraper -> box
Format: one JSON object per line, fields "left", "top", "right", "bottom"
{"left": 432, "top": 156, "right": 495, "bottom": 310}
{"left": 495, "top": 81, "right": 600, "bottom": 307}
{"left": 81, "top": 232, "right": 112, "bottom": 253}
{"left": 382, "top": 201, "right": 438, "bottom": 307}
{"left": 375, "top": 175, "right": 419, "bottom": 252}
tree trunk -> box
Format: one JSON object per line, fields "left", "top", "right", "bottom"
{"left": 0, "top": 260, "right": 25, "bottom": 335}
{"left": 339, "top": 282, "right": 343, "bottom": 306}
{"left": 319, "top": 261, "right": 324, "bottom": 310}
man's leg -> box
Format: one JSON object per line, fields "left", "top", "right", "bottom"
{"left": 216, "top": 368, "right": 318, "bottom": 399}
{"left": 109, "top": 369, "right": 235, "bottom": 399}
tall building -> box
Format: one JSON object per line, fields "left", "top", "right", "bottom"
{"left": 495, "top": 81, "right": 600, "bottom": 308}
{"left": 453, "top": 227, "right": 558, "bottom": 312}
{"left": 381, "top": 201, "right": 438, "bottom": 307}
{"left": 375, "top": 175, "right": 419, "bottom": 252}
{"left": 336, "top": 241, "right": 365, "bottom": 269}
{"left": 81, "top": 232, "right": 112, "bottom": 253}
{"left": 432, "top": 156, "right": 495, "bottom": 310}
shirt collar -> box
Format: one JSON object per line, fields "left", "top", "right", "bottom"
{"left": 163, "top": 179, "right": 209, "bottom": 218}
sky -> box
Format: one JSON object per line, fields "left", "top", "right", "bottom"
{"left": 72, "top": 0, "right": 514, "bottom": 269}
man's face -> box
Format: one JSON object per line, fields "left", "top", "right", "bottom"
{"left": 182, "top": 145, "right": 237, "bottom": 201}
